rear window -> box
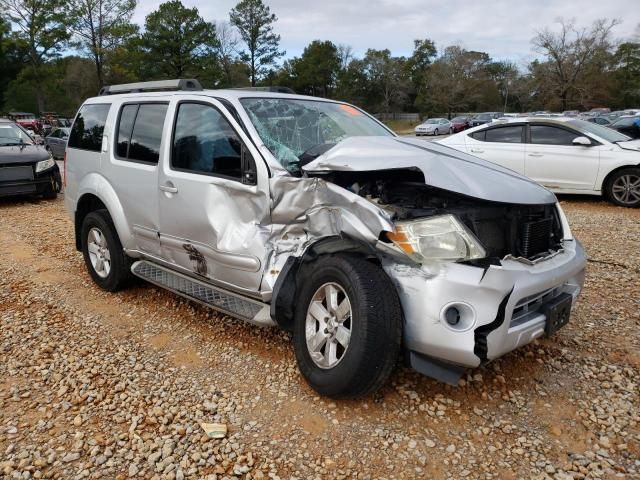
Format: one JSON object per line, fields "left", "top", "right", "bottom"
{"left": 115, "top": 103, "right": 168, "bottom": 164}
{"left": 68, "top": 104, "right": 111, "bottom": 152}
{"left": 485, "top": 125, "right": 523, "bottom": 143}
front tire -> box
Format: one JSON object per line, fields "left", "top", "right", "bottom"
{"left": 434, "top": 128, "right": 439, "bottom": 136}
{"left": 293, "top": 254, "right": 402, "bottom": 398}
{"left": 605, "top": 168, "right": 640, "bottom": 207}
{"left": 81, "top": 209, "right": 134, "bottom": 291}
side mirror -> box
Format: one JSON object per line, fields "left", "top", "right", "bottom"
{"left": 572, "top": 136, "right": 592, "bottom": 146}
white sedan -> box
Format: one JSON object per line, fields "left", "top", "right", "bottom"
{"left": 415, "top": 118, "right": 452, "bottom": 136}
{"left": 438, "top": 117, "right": 640, "bottom": 207}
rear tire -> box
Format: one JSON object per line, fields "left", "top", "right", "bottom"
{"left": 604, "top": 168, "right": 640, "bottom": 208}
{"left": 293, "top": 254, "right": 402, "bottom": 398}
{"left": 81, "top": 209, "right": 134, "bottom": 291}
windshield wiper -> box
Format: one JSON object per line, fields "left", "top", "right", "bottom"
{"left": 0, "top": 142, "right": 24, "bottom": 146}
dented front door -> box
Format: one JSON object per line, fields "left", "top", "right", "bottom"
{"left": 157, "top": 96, "right": 271, "bottom": 293}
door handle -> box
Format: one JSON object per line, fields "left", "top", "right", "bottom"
{"left": 528, "top": 153, "right": 543, "bottom": 157}
{"left": 160, "top": 183, "right": 178, "bottom": 194}
{"left": 470, "top": 148, "right": 484, "bottom": 153}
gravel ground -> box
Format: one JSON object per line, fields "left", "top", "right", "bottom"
{"left": 0, "top": 194, "right": 638, "bottom": 480}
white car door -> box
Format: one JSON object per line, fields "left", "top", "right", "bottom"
{"left": 464, "top": 124, "right": 526, "bottom": 174}
{"left": 525, "top": 124, "right": 600, "bottom": 191}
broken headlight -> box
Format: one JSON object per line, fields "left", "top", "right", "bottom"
{"left": 35, "top": 158, "right": 55, "bottom": 173}
{"left": 386, "top": 215, "right": 486, "bottom": 263}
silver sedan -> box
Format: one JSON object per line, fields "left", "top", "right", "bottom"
{"left": 44, "top": 127, "right": 70, "bottom": 159}
{"left": 415, "top": 118, "right": 452, "bottom": 136}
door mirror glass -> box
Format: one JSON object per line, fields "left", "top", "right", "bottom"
{"left": 572, "top": 136, "right": 592, "bottom": 146}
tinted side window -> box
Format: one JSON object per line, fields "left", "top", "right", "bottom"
{"left": 172, "top": 103, "right": 242, "bottom": 179}
{"left": 470, "top": 130, "right": 486, "bottom": 141}
{"left": 116, "top": 104, "right": 138, "bottom": 158}
{"left": 128, "top": 104, "right": 168, "bottom": 163}
{"left": 485, "top": 126, "right": 523, "bottom": 143}
{"left": 530, "top": 125, "right": 578, "bottom": 146}
{"left": 68, "top": 104, "right": 110, "bottom": 151}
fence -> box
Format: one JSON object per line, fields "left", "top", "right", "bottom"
{"left": 373, "top": 112, "right": 421, "bottom": 122}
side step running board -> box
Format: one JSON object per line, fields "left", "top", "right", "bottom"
{"left": 131, "top": 260, "right": 275, "bottom": 327}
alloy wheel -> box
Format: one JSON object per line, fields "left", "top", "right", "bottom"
{"left": 87, "top": 227, "right": 111, "bottom": 278}
{"left": 305, "top": 282, "right": 353, "bottom": 369}
{"left": 611, "top": 174, "right": 640, "bottom": 205}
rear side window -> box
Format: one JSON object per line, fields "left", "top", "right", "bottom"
{"left": 530, "top": 125, "right": 578, "bottom": 146}
{"left": 115, "top": 103, "right": 168, "bottom": 164}
{"left": 172, "top": 102, "right": 242, "bottom": 179}
{"left": 68, "top": 104, "right": 110, "bottom": 152}
{"left": 470, "top": 130, "right": 485, "bottom": 141}
{"left": 485, "top": 125, "right": 523, "bottom": 143}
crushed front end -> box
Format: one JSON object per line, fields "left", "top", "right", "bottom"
{"left": 305, "top": 165, "right": 586, "bottom": 384}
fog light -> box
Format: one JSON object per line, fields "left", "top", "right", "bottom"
{"left": 444, "top": 306, "right": 461, "bottom": 326}
{"left": 440, "top": 302, "right": 476, "bottom": 331}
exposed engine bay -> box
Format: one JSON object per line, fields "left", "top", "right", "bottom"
{"left": 307, "top": 168, "right": 564, "bottom": 262}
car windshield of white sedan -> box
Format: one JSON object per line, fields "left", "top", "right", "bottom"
{"left": 0, "top": 124, "right": 35, "bottom": 146}
{"left": 567, "top": 119, "right": 630, "bottom": 143}
{"left": 241, "top": 98, "right": 392, "bottom": 175}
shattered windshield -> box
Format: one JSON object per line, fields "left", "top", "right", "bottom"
{"left": 240, "top": 98, "right": 392, "bottom": 175}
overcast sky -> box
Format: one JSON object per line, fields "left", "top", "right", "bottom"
{"left": 135, "top": 0, "right": 639, "bottom": 66}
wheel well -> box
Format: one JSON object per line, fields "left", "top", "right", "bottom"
{"left": 74, "top": 194, "right": 107, "bottom": 250}
{"left": 602, "top": 165, "right": 640, "bottom": 195}
{"left": 270, "top": 236, "right": 381, "bottom": 331}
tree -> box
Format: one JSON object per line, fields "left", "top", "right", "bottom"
{"left": 215, "top": 21, "right": 240, "bottom": 86}
{"left": 611, "top": 41, "right": 640, "bottom": 108}
{"left": 0, "top": 16, "right": 27, "bottom": 106}
{"left": 67, "top": 0, "right": 138, "bottom": 87}
{"left": 361, "top": 49, "right": 410, "bottom": 112}
{"left": 287, "top": 40, "right": 341, "bottom": 97}
{"left": 532, "top": 18, "right": 619, "bottom": 110}
{"left": 140, "top": 0, "right": 218, "bottom": 80}
{"left": 407, "top": 38, "right": 437, "bottom": 87}
{"left": 230, "top": 0, "right": 284, "bottom": 86}
{"left": 0, "top": 0, "right": 69, "bottom": 112}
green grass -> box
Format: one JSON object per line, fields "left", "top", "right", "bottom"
{"left": 382, "top": 119, "right": 420, "bottom": 135}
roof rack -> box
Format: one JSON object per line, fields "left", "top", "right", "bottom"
{"left": 233, "top": 86, "right": 295, "bottom": 94}
{"left": 98, "top": 79, "right": 203, "bottom": 96}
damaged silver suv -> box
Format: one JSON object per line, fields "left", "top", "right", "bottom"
{"left": 64, "top": 79, "right": 586, "bottom": 398}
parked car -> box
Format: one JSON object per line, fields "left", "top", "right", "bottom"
{"left": 65, "top": 79, "right": 586, "bottom": 398}
{"left": 0, "top": 118, "right": 61, "bottom": 198}
{"left": 589, "top": 107, "right": 611, "bottom": 116}
{"left": 470, "top": 112, "right": 501, "bottom": 127}
{"left": 439, "top": 117, "right": 640, "bottom": 207}
{"left": 8, "top": 112, "right": 43, "bottom": 134}
{"left": 561, "top": 110, "right": 580, "bottom": 117}
{"left": 414, "top": 117, "right": 452, "bottom": 136}
{"left": 609, "top": 115, "right": 640, "bottom": 139}
{"left": 450, "top": 116, "right": 471, "bottom": 132}
{"left": 586, "top": 116, "right": 612, "bottom": 126}
{"left": 45, "top": 127, "right": 70, "bottom": 159}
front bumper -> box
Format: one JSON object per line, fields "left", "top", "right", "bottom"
{"left": 0, "top": 165, "right": 60, "bottom": 197}
{"left": 384, "top": 239, "right": 586, "bottom": 368}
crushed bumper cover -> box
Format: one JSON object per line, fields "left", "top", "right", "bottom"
{"left": 384, "top": 239, "right": 586, "bottom": 370}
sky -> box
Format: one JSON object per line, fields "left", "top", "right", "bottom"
{"left": 134, "top": 0, "right": 639, "bottom": 66}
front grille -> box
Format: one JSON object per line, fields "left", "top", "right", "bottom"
{"left": 510, "top": 287, "right": 560, "bottom": 328}
{"left": 0, "top": 165, "right": 34, "bottom": 182}
{"left": 518, "top": 217, "right": 553, "bottom": 258}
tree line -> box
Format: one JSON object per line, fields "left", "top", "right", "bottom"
{"left": 0, "top": 0, "right": 638, "bottom": 117}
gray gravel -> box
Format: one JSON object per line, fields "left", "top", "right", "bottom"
{"left": 0, "top": 194, "right": 638, "bottom": 479}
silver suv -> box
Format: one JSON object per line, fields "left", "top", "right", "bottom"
{"left": 65, "top": 79, "right": 586, "bottom": 398}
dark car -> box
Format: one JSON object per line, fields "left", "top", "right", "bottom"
{"left": 609, "top": 116, "right": 640, "bottom": 139}
{"left": 586, "top": 116, "right": 612, "bottom": 126}
{"left": 470, "top": 112, "right": 501, "bottom": 127}
{"left": 0, "top": 119, "right": 61, "bottom": 199}
{"left": 45, "top": 127, "right": 70, "bottom": 159}
{"left": 450, "top": 116, "right": 471, "bottom": 133}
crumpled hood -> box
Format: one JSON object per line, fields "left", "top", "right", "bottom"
{"left": 0, "top": 144, "right": 50, "bottom": 165}
{"left": 302, "top": 136, "right": 557, "bottom": 205}
{"left": 617, "top": 140, "right": 640, "bottom": 152}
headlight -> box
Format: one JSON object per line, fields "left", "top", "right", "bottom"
{"left": 386, "top": 215, "right": 486, "bottom": 263}
{"left": 35, "top": 158, "right": 55, "bottom": 173}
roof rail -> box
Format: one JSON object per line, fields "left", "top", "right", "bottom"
{"left": 98, "top": 79, "right": 203, "bottom": 96}
{"left": 233, "top": 86, "right": 295, "bottom": 94}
